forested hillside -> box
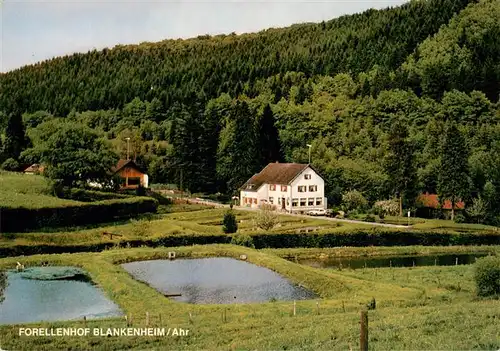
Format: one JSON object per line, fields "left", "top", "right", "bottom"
{"left": 1, "top": 0, "right": 499, "bottom": 224}
{"left": 0, "top": 0, "right": 477, "bottom": 116}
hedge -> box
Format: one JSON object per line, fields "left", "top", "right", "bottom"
{"left": 0, "top": 234, "right": 230, "bottom": 257}
{"left": 0, "top": 229, "right": 498, "bottom": 257}
{"left": 55, "top": 188, "right": 129, "bottom": 202}
{"left": 0, "top": 197, "right": 158, "bottom": 232}
{"left": 249, "top": 230, "right": 500, "bottom": 248}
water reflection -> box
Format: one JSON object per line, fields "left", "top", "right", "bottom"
{"left": 122, "top": 258, "right": 316, "bottom": 304}
{"left": 0, "top": 270, "right": 122, "bottom": 325}
{"left": 296, "top": 253, "right": 488, "bottom": 269}
{"left": 0, "top": 271, "right": 6, "bottom": 304}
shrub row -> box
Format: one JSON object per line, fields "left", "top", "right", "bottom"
{"left": 0, "top": 229, "right": 499, "bottom": 257}
{"left": 250, "top": 230, "right": 500, "bottom": 248}
{"left": 56, "top": 188, "right": 129, "bottom": 202}
{"left": 0, "top": 234, "right": 230, "bottom": 257}
{"left": 0, "top": 197, "right": 158, "bottom": 232}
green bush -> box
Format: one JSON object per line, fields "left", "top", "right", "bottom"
{"left": 55, "top": 187, "right": 128, "bottom": 202}
{"left": 474, "top": 255, "right": 500, "bottom": 297}
{"left": 342, "top": 190, "right": 368, "bottom": 212}
{"left": 255, "top": 204, "right": 279, "bottom": 230}
{"left": 363, "top": 214, "right": 376, "bottom": 222}
{"left": 230, "top": 233, "right": 255, "bottom": 248}
{"left": 373, "top": 199, "right": 399, "bottom": 216}
{"left": 1, "top": 158, "right": 19, "bottom": 171}
{"left": 130, "top": 219, "right": 152, "bottom": 237}
{"left": 454, "top": 213, "right": 467, "bottom": 224}
{"left": 222, "top": 210, "right": 238, "bottom": 234}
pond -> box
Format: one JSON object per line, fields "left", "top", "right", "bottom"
{"left": 294, "top": 253, "right": 489, "bottom": 269}
{"left": 0, "top": 267, "right": 122, "bottom": 325}
{"left": 122, "top": 257, "right": 316, "bottom": 304}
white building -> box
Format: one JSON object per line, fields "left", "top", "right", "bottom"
{"left": 239, "top": 162, "right": 327, "bottom": 213}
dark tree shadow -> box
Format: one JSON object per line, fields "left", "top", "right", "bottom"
{"left": 0, "top": 271, "right": 7, "bottom": 304}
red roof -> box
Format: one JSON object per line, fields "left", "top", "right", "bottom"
{"left": 110, "top": 159, "right": 146, "bottom": 174}
{"left": 417, "top": 193, "right": 465, "bottom": 210}
{"left": 23, "top": 164, "right": 45, "bottom": 173}
{"left": 240, "top": 162, "right": 310, "bottom": 191}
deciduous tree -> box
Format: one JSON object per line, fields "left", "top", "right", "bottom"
{"left": 37, "top": 124, "right": 118, "bottom": 188}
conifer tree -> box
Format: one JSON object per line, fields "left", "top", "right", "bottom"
{"left": 384, "top": 121, "right": 418, "bottom": 216}
{"left": 437, "top": 122, "right": 471, "bottom": 220}
{"left": 217, "top": 100, "right": 260, "bottom": 193}
{"left": 258, "top": 104, "right": 284, "bottom": 168}
{"left": 3, "top": 111, "right": 29, "bottom": 161}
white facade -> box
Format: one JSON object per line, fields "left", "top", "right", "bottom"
{"left": 240, "top": 166, "right": 327, "bottom": 212}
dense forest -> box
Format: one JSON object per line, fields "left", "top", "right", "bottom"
{"left": 0, "top": 0, "right": 499, "bottom": 223}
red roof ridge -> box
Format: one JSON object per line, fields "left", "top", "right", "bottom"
{"left": 417, "top": 193, "right": 465, "bottom": 210}
{"left": 240, "top": 162, "right": 311, "bottom": 191}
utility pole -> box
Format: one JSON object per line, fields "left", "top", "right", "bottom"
{"left": 126, "top": 137, "right": 131, "bottom": 161}
{"left": 180, "top": 168, "right": 183, "bottom": 193}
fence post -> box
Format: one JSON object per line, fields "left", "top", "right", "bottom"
{"left": 360, "top": 310, "right": 368, "bottom": 351}
{"left": 83, "top": 316, "right": 86, "bottom": 327}
{"left": 293, "top": 300, "right": 296, "bottom": 316}
{"left": 316, "top": 301, "right": 320, "bottom": 315}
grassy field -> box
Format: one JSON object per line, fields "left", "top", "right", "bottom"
{"left": 263, "top": 245, "right": 500, "bottom": 259}
{"left": 0, "top": 171, "right": 83, "bottom": 208}
{"left": 0, "top": 208, "right": 348, "bottom": 249}
{"left": 1, "top": 204, "right": 499, "bottom": 252}
{"left": 0, "top": 245, "right": 498, "bottom": 350}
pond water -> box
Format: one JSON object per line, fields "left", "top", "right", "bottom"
{"left": 122, "top": 257, "right": 316, "bottom": 304}
{"left": 295, "top": 253, "right": 489, "bottom": 269}
{"left": 0, "top": 269, "right": 122, "bottom": 325}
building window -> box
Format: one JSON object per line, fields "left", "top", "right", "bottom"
{"left": 298, "top": 185, "right": 306, "bottom": 192}
{"left": 308, "top": 198, "right": 314, "bottom": 206}
{"left": 287, "top": 198, "right": 290, "bottom": 205}
{"left": 269, "top": 197, "right": 274, "bottom": 204}
{"left": 292, "top": 198, "right": 298, "bottom": 206}
{"left": 281, "top": 185, "right": 287, "bottom": 192}
{"left": 316, "top": 197, "right": 322, "bottom": 206}
{"left": 269, "top": 184, "right": 276, "bottom": 191}
{"left": 309, "top": 185, "right": 317, "bottom": 192}
{"left": 127, "top": 177, "right": 141, "bottom": 186}
{"left": 304, "top": 174, "right": 311, "bottom": 180}
{"left": 300, "top": 198, "right": 306, "bottom": 206}
{"left": 278, "top": 197, "right": 281, "bottom": 205}
{"left": 253, "top": 198, "right": 257, "bottom": 204}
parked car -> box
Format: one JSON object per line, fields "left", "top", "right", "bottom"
{"left": 306, "top": 209, "right": 327, "bottom": 216}
{"left": 325, "top": 209, "right": 337, "bottom": 217}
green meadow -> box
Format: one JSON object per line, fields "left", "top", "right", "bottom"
{"left": 0, "top": 245, "right": 498, "bottom": 350}
{"left": 0, "top": 171, "right": 82, "bottom": 208}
